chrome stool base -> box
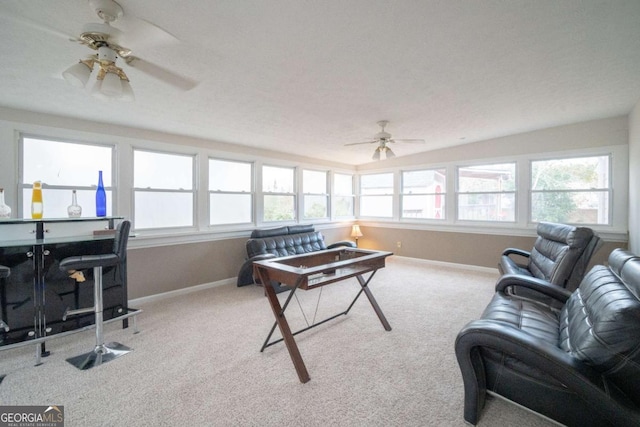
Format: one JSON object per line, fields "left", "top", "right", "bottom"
{"left": 67, "top": 342, "right": 132, "bottom": 370}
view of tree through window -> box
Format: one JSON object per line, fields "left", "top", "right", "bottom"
{"left": 333, "top": 173, "right": 354, "bottom": 217}
{"left": 303, "top": 169, "right": 328, "bottom": 219}
{"left": 262, "top": 165, "right": 295, "bottom": 221}
{"left": 531, "top": 156, "right": 610, "bottom": 224}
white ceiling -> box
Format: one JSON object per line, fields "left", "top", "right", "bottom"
{"left": 1, "top": 0, "right": 639, "bottom": 165}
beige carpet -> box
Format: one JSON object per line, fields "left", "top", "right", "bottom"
{"left": 0, "top": 256, "right": 556, "bottom": 426}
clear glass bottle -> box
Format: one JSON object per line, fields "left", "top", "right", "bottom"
{"left": 96, "top": 171, "right": 107, "bottom": 217}
{"left": 0, "top": 188, "right": 11, "bottom": 219}
{"left": 67, "top": 190, "right": 82, "bottom": 218}
{"left": 31, "top": 181, "right": 43, "bottom": 219}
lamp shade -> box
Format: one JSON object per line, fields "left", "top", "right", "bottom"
{"left": 90, "top": 79, "right": 110, "bottom": 101}
{"left": 351, "top": 225, "right": 363, "bottom": 238}
{"left": 100, "top": 72, "right": 123, "bottom": 97}
{"left": 62, "top": 61, "right": 92, "bottom": 88}
{"left": 120, "top": 80, "right": 135, "bottom": 102}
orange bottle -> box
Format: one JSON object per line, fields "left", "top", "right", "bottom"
{"left": 31, "top": 181, "right": 43, "bottom": 219}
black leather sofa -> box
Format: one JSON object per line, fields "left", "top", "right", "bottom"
{"left": 236, "top": 225, "right": 355, "bottom": 290}
{"left": 455, "top": 248, "right": 640, "bottom": 426}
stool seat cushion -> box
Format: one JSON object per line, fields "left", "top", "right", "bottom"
{"left": 60, "top": 253, "right": 120, "bottom": 271}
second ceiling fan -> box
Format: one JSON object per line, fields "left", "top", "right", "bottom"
{"left": 345, "top": 121, "right": 425, "bottom": 160}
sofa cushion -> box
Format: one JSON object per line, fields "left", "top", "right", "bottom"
{"left": 250, "top": 226, "right": 290, "bottom": 239}
{"left": 559, "top": 254, "right": 640, "bottom": 407}
{"left": 246, "top": 231, "right": 327, "bottom": 258}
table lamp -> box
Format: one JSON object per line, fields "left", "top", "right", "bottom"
{"left": 351, "top": 224, "right": 363, "bottom": 247}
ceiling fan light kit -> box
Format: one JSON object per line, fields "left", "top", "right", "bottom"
{"left": 61, "top": 1, "right": 135, "bottom": 101}
{"left": 63, "top": 51, "right": 134, "bottom": 101}
{"left": 346, "top": 120, "right": 425, "bottom": 161}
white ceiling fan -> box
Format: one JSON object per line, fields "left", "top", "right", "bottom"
{"left": 6, "top": 0, "right": 197, "bottom": 99}
{"left": 345, "top": 120, "right": 426, "bottom": 160}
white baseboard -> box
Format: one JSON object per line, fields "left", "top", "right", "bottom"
{"left": 391, "top": 255, "right": 500, "bottom": 274}
{"left": 130, "top": 277, "right": 237, "bottom": 306}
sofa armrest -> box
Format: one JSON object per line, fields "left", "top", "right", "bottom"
{"left": 327, "top": 240, "right": 357, "bottom": 249}
{"left": 495, "top": 274, "right": 572, "bottom": 303}
{"left": 501, "top": 247, "right": 531, "bottom": 258}
{"left": 455, "top": 320, "right": 640, "bottom": 427}
{"left": 237, "top": 253, "right": 278, "bottom": 287}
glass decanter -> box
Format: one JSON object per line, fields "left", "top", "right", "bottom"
{"left": 67, "top": 190, "right": 82, "bottom": 218}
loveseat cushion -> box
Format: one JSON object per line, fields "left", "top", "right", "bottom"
{"left": 246, "top": 231, "right": 328, "bottom": 258}
{"left": 481, "top": 294, "right": 561, "bottom": 346}
{"left": 558, "top": 251, "right": 640, "bottom": 406}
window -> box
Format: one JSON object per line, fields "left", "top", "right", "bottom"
{"left": 360, "top": 173, "right": 393, "bottom": 217}
{"left": 457, "top": 163, "right": 515, "bottom": 222}
{"left": 530, "top": 155, "right": 610, "bottom": 224}
{"left": 401, "top": 169, "right": 446, "bottom": 219}
{"left": 21, "top": 136, "right": 113, "bottom": 218}
{"left": 209, "top": 158, "right": 253, "bottom": 225}
{"left": 262, "top": 165, "right": 295, "bottom": 222}
{"left": 302, "top": 169, "right": 328, "bottom": 220}
{"left": 333, "top": 173, "right": 354, "bottom": 217}
{"left": 133, "top": 149, "right": 194, "bottom": 229}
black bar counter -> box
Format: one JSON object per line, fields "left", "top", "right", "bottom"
{"left": 0, "top": 217, "right": 131, "bottom": 352}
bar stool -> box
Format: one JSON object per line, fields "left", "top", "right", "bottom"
{"left": 59, "top": 220, "right": 132, "bottom": 370}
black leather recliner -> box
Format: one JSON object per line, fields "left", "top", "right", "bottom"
{"left": 455, "top": 248, "right": 640, "bottom": 426}
{"left": 499, "top": 222, "right": 601, "bottom": 301}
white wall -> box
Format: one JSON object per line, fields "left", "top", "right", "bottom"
{"left": 629, "top": 101, "right": 640, "bottom": 253}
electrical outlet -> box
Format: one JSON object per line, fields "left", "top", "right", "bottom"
{"left": 396, "top": 241, "right": 402, "bottom": 248}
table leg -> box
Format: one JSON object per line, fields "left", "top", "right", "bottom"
{"left": 256, "top": 268, "right": 310, "bottom": 383}
{"left": 356, "top": 273, "right": 392, "bottom": 331}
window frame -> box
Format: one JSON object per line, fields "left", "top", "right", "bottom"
{"left": 456, "top": 162, "right": 517, "bottom": 223}
{"left": 18, "top": 134, "right": 116, "bottom": 218}
{"left": 529, "top": 154, "right": 612, "bottom": 225}
{"left": 208, "top": 157, "right": 254, "bottom": 226}
{"left": 132, "top": 147, "right": 197, "bottom": 231}
{"left": 332, "top": 172, "right": 355, "bottom": 219}
{"left": 358, "top": 172, "right": 394, "bottom": 219}
{"left": 401, "top": 167, "right": 447, "bottom": 220}
{"left": 261, "top": 164, "right": 297, "bottom": 223}
{"left": 301, "top": 168, "right": 329, "bottom": 221}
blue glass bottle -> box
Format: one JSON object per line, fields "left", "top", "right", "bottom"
{"left": 96, "top": 171, "right": 107, "bottom": 217}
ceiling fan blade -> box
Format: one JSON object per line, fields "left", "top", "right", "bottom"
{"left": 115, "top": 16, "right": 180, "bottom": 50}
{"left": 125, "top": 57, "right": 198, "bottom": 91}
{"left": 345, "top": 140, "right": 377, "bottom": 146}
{"left": 392, "top": 139, "right": 426, "bottom": 144}
{"left": 0, "top": 10, "right": 76, "bottom": 42}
